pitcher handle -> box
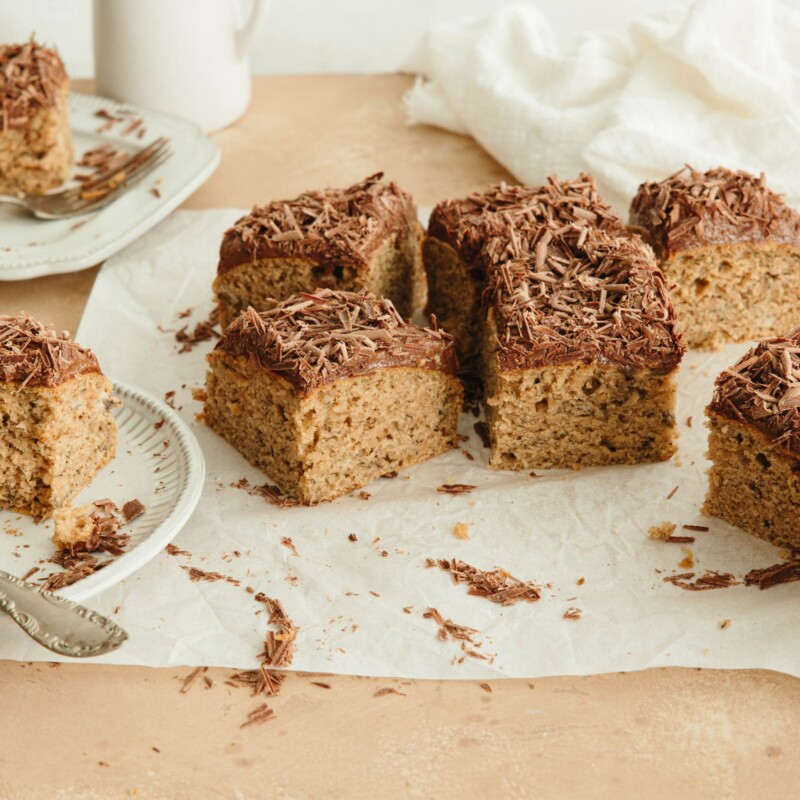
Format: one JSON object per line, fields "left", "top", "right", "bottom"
{"left": 236, "top": 0, "right": 270, "bottom": 59}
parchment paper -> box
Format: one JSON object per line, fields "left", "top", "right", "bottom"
{"left": 6, "top": 209, "right": 800, "bottom": 679}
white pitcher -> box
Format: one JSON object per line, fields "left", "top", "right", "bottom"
{"left": 92, "top": 0, "right": 269, "bottom": 132}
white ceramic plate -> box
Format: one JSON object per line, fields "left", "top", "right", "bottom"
{"left": 0, "top": 380, "right": 205, "bottom": 603}
{"left": 0, "top": 92, "right": 220, "bottom": 280}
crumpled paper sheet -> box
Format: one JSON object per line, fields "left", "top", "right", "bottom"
{"left": 6, "top": 208, "right": 800, "bottom": 679}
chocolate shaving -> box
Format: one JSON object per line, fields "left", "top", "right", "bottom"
{"left": 256, "top": 593, "right": 297, "bottom": 669}
{"left": 436, "top": 484, "right": 476, "bottom": 496}
{"left": 281, "top": 537, "right": 299, "bottom": 557}
{"left": 230, "top": 478, "right": 299, "bottom": 508}
{"left": 428, "top": 558, "right": 540, "bottom": 605}
{"left": 165, "top": 543, "right": 191, "bottom": 557}
{"left": 240, "top": 703, "right": 275, "bottom": 728}
{"left": 423, "top": 607, "right": 479, "bottom": 643}
{"left": 663, "top": 571, "right": 740, "bottom": 591}
{"left": 175, "top": 307, "right": 221, "bottom": 353}
{"left": 744, "top": 561, "right": 800, "bottom": 590}
{"left": 374, "top": 687, "right": 406, "bottom": 697}
{"left": 121, "top": 499, "right": 146, "bottom": 522}
{"left": 181, "top": 566, "right": 241, "bottom": 586}
{"left": 179, "top": 666, "right": 207, "bottom": 694}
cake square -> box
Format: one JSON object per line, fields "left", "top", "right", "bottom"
{"left": 424, "top": 174, "right": 624, "bottom": 371}
{"left": 480, "top": 224, "right": 684, "bottom": 470}
{"left": 704, "top": 330, "right": 800, "bottom": 549}
{"left": 204, "top": 290, "right": 462, "bottom": 504}
{"left": 630, "top": 167, "right": 800, "bottom": 349}
{"left": 0, "top": 315, "right": 117, "bottom": 520}
{"left": 214, "top": 173, "right": 426, "bottom": 327}
{"left": 0, "top": 40, "right": 72, "bottom": 195}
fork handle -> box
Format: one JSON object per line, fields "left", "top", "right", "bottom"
{"left": 0, "top": 570, "right": 128, "bottom": 657}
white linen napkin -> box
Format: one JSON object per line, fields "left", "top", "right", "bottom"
{"left": 404, "top": 0, "right": 800, "bottom": 211}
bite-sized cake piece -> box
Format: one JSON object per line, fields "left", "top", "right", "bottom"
{"left": 0, "top": 315, "right": 117, "bottom": 521}
{"left": 704, "top": 330, "right": 800, "bottom": 549}
{"left": 0, "top": 40, "right": 72, "bottom": 195}
{"left": 481, "top": 223, "right": 684, "bottom": 470}
{"left": 204, "top": 290, "right": 462, "bottom": 504}
{"left": 630, "top": 167, "right": 800, "bottom": 349}
{"left": 52, "top": 504, "right": 97, "bottom": 551}
{"left": 424, "top": 174, "right": 624, "bottom": 370}
{"left": 214, "top": 173, "right": 426, "bottom": 327}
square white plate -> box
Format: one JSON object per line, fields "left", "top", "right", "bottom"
{"left": 0, "top": 92, "right": 220, "bottom": 280}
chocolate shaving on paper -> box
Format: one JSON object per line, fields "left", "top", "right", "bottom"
{"left": 744, "top": 561, "right": 800, "bottom": 590}
{"left": 436, "top": 484, "right": 476, "bottom": 496}
{"left": 427, "top": 558, "right": 541, "bottom": 605}
{"left": 181, "top": 566, "right": 241, "bottom": 586}
{"left": 175, "top": 307, "right": 221, "bottom": 353}
{"left": 213, "top": 289, "right": 457, "bottom": 396}
{"left": 663, "top": 571, "right": 740, "bottom": 591}
{"left": 257, "top": 593, "right": 297, "bottom": 669}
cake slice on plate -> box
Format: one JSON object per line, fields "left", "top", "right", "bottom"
{"left": 480, "top": 223, "right": 684, "bottom": 470}
{"left": 214, "top": 173, "right": 426, "bottom": 327}
{"left": 204, "top": 289, "right": 462, "bottom": 504}
{"left": 0, "top": 314, "right": 117, "bottom": 521}
{"left": 630, "top": 167, "right": 800, "bottom": 349}
{"left": 0, "top": 40, "right": 72, "bottom": 195}
{"left": 704, "top": 329, "right": 800, "bottom": 549}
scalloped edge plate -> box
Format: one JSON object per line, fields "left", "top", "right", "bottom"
{"left": 0, "top": 379, "right": 205, "bottom": 603}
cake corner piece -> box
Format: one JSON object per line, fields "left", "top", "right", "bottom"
{"left": 703, "top": 328, "right": 800, "bottom": 549}
{"left": 204, "top": 289, "right": 462, "bottom": 504}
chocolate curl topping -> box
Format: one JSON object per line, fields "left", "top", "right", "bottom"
{"left": 0, "top": 313, "right": 100, "bottom": 388}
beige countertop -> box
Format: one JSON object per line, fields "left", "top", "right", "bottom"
{"left": 1, "top": 75, "right": 798, "bottom": 799}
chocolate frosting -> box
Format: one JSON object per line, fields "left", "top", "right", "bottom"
{"left": 482, "top": 223, "right": 684, "bottom": 372}
{"left": 217, "top": 173, "right": 417, "bottom": 275}
{"left": 629, "top": 166, "right": 800, "bottom": 257}
{"left": 427, "top": 174, "right": 625, "bottom": 267}
{"left": 0, "top": 39, "right": 67, "bottom": 132}
{"left": 709, "top": 329, "right": 800, "bottom": 457}
{"left": 0, "top": 314, "right": 100, "bottom": 388}
{"left": 213, "top": 289, "right": 458, "bottom": 395}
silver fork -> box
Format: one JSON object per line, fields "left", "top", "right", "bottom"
{"left": 0, "top": 570, "right": 127, "bottom": 657}
{"left": 0, "top": 137, "right": 172, "bottom": 220}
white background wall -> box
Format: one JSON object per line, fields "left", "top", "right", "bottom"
{"left": 0, "top": 0, "right": 670, "bottom": 78}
